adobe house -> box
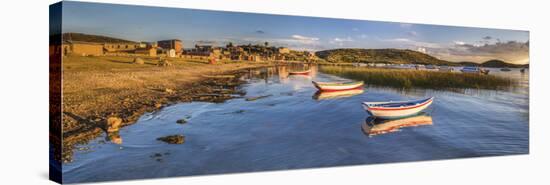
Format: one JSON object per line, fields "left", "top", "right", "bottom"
{"left": 62, "top": 41, "right": 104, "bottom": 56}
{"left": 278, "top": 47, "right": 290, "bottom": 54}
{"left": 157, "top": 39, "right": 183, "bottom": 55}
{"left": 135, "top": 47, "right": 157, "bottom": 57}
{"left": 103, "top": 43, "right": 140, "bottom": 53}
{"left": 136, "top": 42, "right": 158, "bottom": 57}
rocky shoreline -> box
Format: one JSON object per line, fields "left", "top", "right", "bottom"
{"left": 60, "top": 56, "right": 272, "bottom": 163}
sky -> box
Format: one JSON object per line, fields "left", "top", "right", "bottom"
{"left": 61, "top": 1, "right": 529, "bottom": 64}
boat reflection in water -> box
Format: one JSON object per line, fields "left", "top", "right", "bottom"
{"left": 312, "top": 88, "right": 364, "bottom": 100}
{"left": 361, "top": 113, "right": 433, "bottom": 136}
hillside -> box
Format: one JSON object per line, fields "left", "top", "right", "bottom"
{"left": 315, "top": 48, "right": 451, "bottom": 65}
{"left": 62, "top": 32, "right": 137, "bottom": 43}
{"left": 480, "top": 59, "right": 527, "bottom": 68}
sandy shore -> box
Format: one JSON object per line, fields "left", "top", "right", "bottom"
{"left": 61, "top": 55, "right": 272, "bottom": 162}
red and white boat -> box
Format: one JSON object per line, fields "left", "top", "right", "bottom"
{"left": 288, "top": 69, "right": 311, "bottom": 75}
{"left": 312, "top": 81, "right": 364, "bottom": 91}
{"left": 362, "top": 97, "right": 434, "bottom": 119}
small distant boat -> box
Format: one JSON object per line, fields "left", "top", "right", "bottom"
{"left": 425, "top": 65, "right": 438, "bottom": 70}
{"left": 438, "top": 66, "right": 454, "bottom": 72}
{"left": 312, "top": 81, "right": 364, "bottom": 92}
{"left": 362, "top": 113, "right": 433, "bottom": 136}
{"left": 313, "top": 88, "right": 364, "bottom": 100}
{"left": 362, "top": 97, "right": 434, "bottom": 119}
{"left": 500, "top": 68, "right": 511, "bottom": 72}
{"left": 288, "top": 69, "right": 311, "bottom": 75}
{"left": 460, "top": 66, "right": 489, "bottom": 75}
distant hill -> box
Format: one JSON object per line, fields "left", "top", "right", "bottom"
{"left": 457, "top": 61, "right": 479, "bottom": 66}
{"left": 457, "top": 60, "right": 528, "bottom": 68}
{"left": 62, "top": 33, "right": 137, "bottom": 43}
{"left": 315, "top": 48, "right": 451, "bottom": 65}
{"left": 480, "top": 59, "right": 527, "bottom": 68}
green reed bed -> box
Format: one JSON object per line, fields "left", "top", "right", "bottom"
{"left": 320, "top": 66, "right": 515, "bottom": 90}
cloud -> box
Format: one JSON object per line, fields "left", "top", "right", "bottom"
{"left": 431, "top": 40, "right": 529, "bottom": 64}
{"left": 329, "top": 37, "right": 354, "bottom": 46}
{"left": 386, "top": 38, "right": 442, "bottom": 48}
{"left": 291, "top": 35, "right": 319, "bottom": 41}
{"left": 255, "top": 30, "right": 265, "bottom": 34}
{"left": 358, "top": 34, "right": 368, "bottom": 39}
{"left": 390, "top": 38, "right": 412, "bottom": 42}
{"left": 454, "top": 41, "right": 466, "bottom": 45}
{"left": 483, "top": 36, "right": 492, "bottom": 40}
{"left": 352, "top": 28, "right": 359, "bottom": 32}
{"left": 407, "top": 31, "right": 418, "bottom": 37}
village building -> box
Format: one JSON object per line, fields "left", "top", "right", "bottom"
{"left": 278, "top": 47, "right": 290, "bottom": 54}
{"left": 134, "top": 47, "right": 157, "bottom": 57}
{"left": 157, "top": 39, "right": 183, "bottom": 55}
{"left": 62, "top": 41, "right": 104, "bottom": 56}
{"left": 103, "top": 43, "right": 140, "bottom": 53}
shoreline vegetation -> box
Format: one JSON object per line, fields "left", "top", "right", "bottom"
{"left": 320, "top": 66, "right": 516, "bottom": 90}
{"left": 61, "top": 55, "right": 272, "bottom": 162}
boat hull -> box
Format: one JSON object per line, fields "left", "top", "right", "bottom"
{"left": 313, "top": 81, "right": 364, "bottom": 91}
{"left": 362, "top": 97, "right": 433, "bottom": 119}
{"left": 288, "top": 70, "right": 311, "bottom": 75}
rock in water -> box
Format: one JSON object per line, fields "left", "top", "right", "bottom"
{"left": 176, "top": 119, "right": 187, "bottom": 124}
{"left": 106, "top": 116, "right": 122, "bottom": 132}
{"left": 157, "top": 135, "right": 185, "bottom": 144}
{"left": 133, "top": 57, "right": 144, "bottom": 64}
{"left": 107, "top": 131, "right": 123, "bottom": 144}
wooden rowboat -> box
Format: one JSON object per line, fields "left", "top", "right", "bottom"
{"left": 361, "top": 113, "right": 433, "bottom": 136}
{"left": 362, "top": 97, "right": 434, "bottom": 119}
{"left": 288, "top": 69, "right": 311, "bottom": 75}
{"left": 312, "top": 81, "right": 364, "bottom": 91}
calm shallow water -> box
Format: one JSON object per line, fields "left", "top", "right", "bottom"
{"left": 63, "top": 65, "right": 529, "bottom": 183}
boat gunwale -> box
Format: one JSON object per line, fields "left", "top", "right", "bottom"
{"left": 363, "top": 97, "right": 433, "bottom": 111}
{"left": 313, "top": 81, "right": 364, "bottom": 86}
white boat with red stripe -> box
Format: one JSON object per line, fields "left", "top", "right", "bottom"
{"left": 362, "top": 97, "right": 434, "bottom": 119}
{"left": 288, "top": 69, "right": 311, "bottom": 75}
{"left": 312, "top": 81, "right": 364, "bottom": 92}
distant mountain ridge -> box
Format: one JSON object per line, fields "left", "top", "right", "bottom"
{"left": 315, "top": 48, "right": 527, "bottom": 68}
{"left": 62, "top": 33, "right": 137, "bottom": 43}
{"left": 315, "top": 48, "right": 450, "bottom": 65}
{"left": 480, "top": 59, "right": 528, "bottom": 68}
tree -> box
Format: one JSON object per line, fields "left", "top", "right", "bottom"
{"left": 264, "top": 42, "right": 269, "bottom": 47}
